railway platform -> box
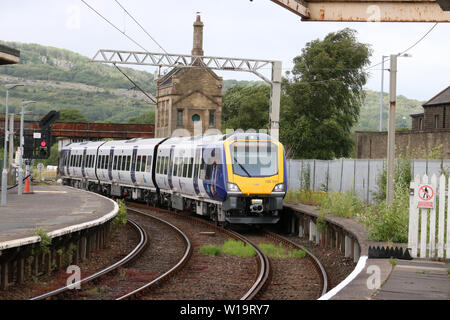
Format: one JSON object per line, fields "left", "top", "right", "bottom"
{"left": 284, "top": 204, "right": 449, "bottom": 300}
{"left": 0, "top": 184, "right": 118, "bottom": 290}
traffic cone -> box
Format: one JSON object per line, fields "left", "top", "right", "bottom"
{"left": 24, "top": 176, "right": 33, "bottom": 194}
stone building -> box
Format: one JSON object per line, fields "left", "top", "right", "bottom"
{"left": 355, "top": 86, "right": 450, "bottom": 159}
{"left": 155, "top": 15, "right": 223, "bottom": 138}
{"left": 410, "top": 86, "right": 450, "bottom": 131}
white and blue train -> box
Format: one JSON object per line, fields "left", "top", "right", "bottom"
{"left": 59, "top": 133, "right": 287, "bottom": 225}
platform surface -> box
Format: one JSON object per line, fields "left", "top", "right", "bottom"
{"left": 0, "top": 184, "right": 115, "bottom": 246}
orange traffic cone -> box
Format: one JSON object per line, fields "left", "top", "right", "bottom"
{"left": 24, "top": 176, "right": 33, "bottom": 194}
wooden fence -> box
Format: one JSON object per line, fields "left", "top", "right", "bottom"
{"left": 409, "top": 174, "right": 450, "bottom": 259}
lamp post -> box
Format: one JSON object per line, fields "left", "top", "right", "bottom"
{"left": 18, "top": 101, "right": 36, "bottom": 195}
{"left": 2, "top": 84, "right": 24, "bottom": 206}
{"left": 386, "top": 53, "right": 412, "bottom": 203}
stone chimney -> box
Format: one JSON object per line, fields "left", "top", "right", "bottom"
{"left": 192, "top": 14, "right": 204, "bottom": 56}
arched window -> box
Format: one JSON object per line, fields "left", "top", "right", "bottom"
{"left": 192, "top": 114, "right": 200, "bottom": 122}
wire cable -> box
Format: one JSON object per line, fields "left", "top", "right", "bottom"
{"left": 113, "top": 0, "right": 169, "bottom": 54}
{"left": 80, "top": 0, "right": 149, "bottom": 52}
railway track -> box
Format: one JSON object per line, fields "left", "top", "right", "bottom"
{"left": 30, "top": 218, "right": 148, "bottom": 300}
{"left": 124, "top": 202, "right": 269, "bottom": 300}
{"left": 30, "top": 198, "right": 327, "bottom": 300}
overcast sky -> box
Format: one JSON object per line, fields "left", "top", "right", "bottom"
{"left": 1, "top": 0, "right": 449, "bottom": 101}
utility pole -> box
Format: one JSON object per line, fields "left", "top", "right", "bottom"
{"left": 379, "top": 56, "right": 387, "bottom": 132}
{"left": 8, "top": 113, "right": 14, "bottom": 185}
{"left": 386, "top": 54, "right": 397, "bottom": 204}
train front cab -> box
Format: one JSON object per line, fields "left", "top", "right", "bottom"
{"left": 222, "top": 135, "right": 286, "bottom": 224}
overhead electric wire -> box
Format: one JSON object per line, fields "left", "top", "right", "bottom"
{"left": 80, "top": 0, "right": 149, "bottom": 52}
{"left": 113, "top": 0, "right": 169, "bottom": 54}
{"left": 113, "top": 63, "right": 157, "bottom": 104}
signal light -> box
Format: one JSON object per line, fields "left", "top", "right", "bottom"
{"left": 40, "top": 141, "right": 47, "bottom": 148}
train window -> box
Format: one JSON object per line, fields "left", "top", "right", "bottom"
{"left": 78, "top": 155, "right": 81, "bottom": 167}
{"left": 188, "top": 158, "right": 194, "bottom": 178}
{"left": 136, "top": 156, "right": 141, "bottom": 172}
{"left": 182, "top": 157, "right": 188, "bottom": 178}
{"left": 169, "top": 156, "right": 174, "bottom": 176}
{"left": 126, "top": 156, "right": 131, "bottom": 171}
{"left": 156, "top": 157, "right": 160, "bottom": 174}
{"left": 121, "top": 156, "right": 126, "bottom": 171}
{"left": 173, "top": 157, "right": 178, "bottom": 176}
{"left": 106, "top": 156, "right": 110, "bottom": 169}
{"left": 163, "top": 156, "right": 168, "bottom": 175}
{"left": 146, "top": 156, "right": 152, "bottom": 172}
{"left": 205, "top": 164, "right": 212, "bottom": 180}
{"left": 132, "top": 153, "right": 137, "bottom": 171}
{"left": 117, "top": 156, "right": 121, "bottom": 171}
{"left": 141, "top": 156, "right": 146, "bottom": 172}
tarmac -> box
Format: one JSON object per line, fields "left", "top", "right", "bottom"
{"left": 0, "top": 183, "right": 116, "bottom": 249}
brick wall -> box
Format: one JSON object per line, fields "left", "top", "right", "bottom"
{"left": 355, "top": 130, "right": 450, "bottom": 159}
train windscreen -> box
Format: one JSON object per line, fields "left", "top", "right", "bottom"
{"left": 230, "top": 141, "right": 278, "bottom": 177}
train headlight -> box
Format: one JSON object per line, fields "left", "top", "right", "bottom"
{"left": 227, "top": 182, "right": 241, "bottom": 192}
{"left": 272, "top": 183, "right": 285, "bottom": 192}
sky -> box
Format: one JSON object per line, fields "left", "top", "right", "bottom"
{"left": 1, "top": 0, "right": 449, "bottom": 101}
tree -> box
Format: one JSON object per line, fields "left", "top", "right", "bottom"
{"left": 222, "top": 84, "right": 270, "bottom": 131}
{"left": 57, "top": 109, "right": 89, "bottom": 123}
{"left": 282, "top": 28, "right": 371, "bottom": 159}
{"left": 127, "top": 111, "right": 155, "bottom": 124}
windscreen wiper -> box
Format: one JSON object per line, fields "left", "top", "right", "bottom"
{"left": 233, "top": 156, "right": 252, "bottom": 177}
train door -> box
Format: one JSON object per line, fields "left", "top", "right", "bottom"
{"left": 168, "top": 146, "right": 174, "bottom": 190}
{"left": 193, "top": 146, "right": 202, "bottom": 196}
{"left": 81, "top": 147, "right": 87, "bottom": 178}
{"left": 108, "top": 147, "right": 114, "bottom": 181}
{"left": 130, "top": 146, "right": 138, "bottom": 184}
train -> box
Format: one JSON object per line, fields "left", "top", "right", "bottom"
{"left": 58, "top": 132, "right": 287, "bottom": 225}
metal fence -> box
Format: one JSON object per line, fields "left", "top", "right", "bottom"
{"left": 286, "top": 158, "right": 450, "bottom": 203}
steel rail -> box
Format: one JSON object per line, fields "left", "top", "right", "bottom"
{"left": 29, "top": 218, "right": 147, "bottom": 300}
{"left": 124, "top": 202, "right": 270, "bottom": 300}
{"left": 264, "top": 231, "right": 328, "bottom": 297}
{"left": 116, "top": 206, "right": 193, "bottom": 300}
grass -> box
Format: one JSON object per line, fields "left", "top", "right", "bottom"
{"left": 199, "top": 245, "right": 221, "bottom": 256}
{"left": 222, "top": 239, "right": 256, "bottom": 258}
{"left": 258, "top": 243, "right": 306, "bottom": 259}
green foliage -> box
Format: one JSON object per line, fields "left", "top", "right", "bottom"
{"left": 318, "top": 190, "right": 365, "bottom": 219}
{"left": 258, "top": 243, "right": 306, "bottom": 259}
{"left": 354, "top": 91, "right": 424, "bottom": 131}
{"left": 360, "top": 189, "right": 409, "bottom": 243}
{"left": 222, "top": 84, "right": 270, "bottom": 131}
{"left": 0, "top": 41, "right": 156, "bottom": 124}
{"left": 199, "top": 245, "right": 221, "bottom": 256}
{"left": 372, "top": 157, "right": 411, "bottom": 203}
{"left": 34, "top": 228, "right": 52, "bottom": 255}
{"left": 58, "top": 109, "right": 89, "bottom": 123}
{"left": 114, "top": 199, "right": 128, "bottom": 227}
{"left": 127, "top": 111, "right": 155, "bottom": 124}
{"left": 221, "top": 239, "right": 256, "bottom": 258}
{"left": 281, "top": 28, "right": 371, "bottom": 159}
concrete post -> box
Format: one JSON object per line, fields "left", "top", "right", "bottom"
{"left": 386, "top": 54, "right": 397, "bottom": 204}
{"left": 0, "top": 262, "right": 8, "bottom": 290}
{"left": 17, "top": 257, "right": 25, "bottom": 284}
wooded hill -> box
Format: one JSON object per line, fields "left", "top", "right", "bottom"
{"left": 0, "top": 41, "right": 424, "bottom": 129}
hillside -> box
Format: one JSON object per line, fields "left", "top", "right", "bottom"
{"left": 0, "top": 41, "right": 156, "bottom": 123}
{"left": 0, "top": 41, "right": 425, "bottom": 129}
{"left": 355, "top": 90, "right": 424, "bottom": 131}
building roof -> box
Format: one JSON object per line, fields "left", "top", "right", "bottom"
{"left": 410, "top": 113, "right": 424, "bottom": 118}
{"left": 0, "top": 44, "right": 20, "bottom": 65}
{"left": 423, "top": 86, "right": 450, "bottom": 107}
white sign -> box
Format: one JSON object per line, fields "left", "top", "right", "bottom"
{"left": 37, "top": 163, "right": 44, "bottom": 170}
{"left": 33, "top": 132, "right": 41, "bottom": 139}
{"left": 417, "top": 184, "right": 435, "bottom": 209}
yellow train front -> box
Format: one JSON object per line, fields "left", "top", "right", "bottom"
{"left": 220, "top": 133, "right": 287, "bottom": 224}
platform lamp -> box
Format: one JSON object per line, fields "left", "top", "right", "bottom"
{"left": 2, "top": 83, "right": 24, "bottom": 206}
{"left": 18, "top": 101, "right": 36, "bottom": 196}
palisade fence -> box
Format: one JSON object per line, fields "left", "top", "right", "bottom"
{"left": 286, "top": 158, "right": 450, "bottom": 203}
{"left": 409, "top": 174, "right": 450, "bottom": 259}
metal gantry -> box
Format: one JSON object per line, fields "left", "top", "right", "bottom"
{"left": 92, "top": 49, "right": 282, "bottom": 140}
{"left": 271, "top": 0, "right": 450, "bottom": 22}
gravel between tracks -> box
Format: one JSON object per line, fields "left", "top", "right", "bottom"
{"left": 243, "top": 232, "right": 322, "bottom": 300}
{"left": 285, "top": 235, "right": 356, "bottom": 291}
{"left": 61, "top": 211, "right": 187, "bottom": 300}
{"left": 136, "top": 210, "right": 258, "bottom": 300}
{"left": 0, "top": 222, "right": 138, "bottom": 300}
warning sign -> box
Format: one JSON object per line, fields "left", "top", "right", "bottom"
{"left": 417, "top": 184, "right": 435, "bottom": 209}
